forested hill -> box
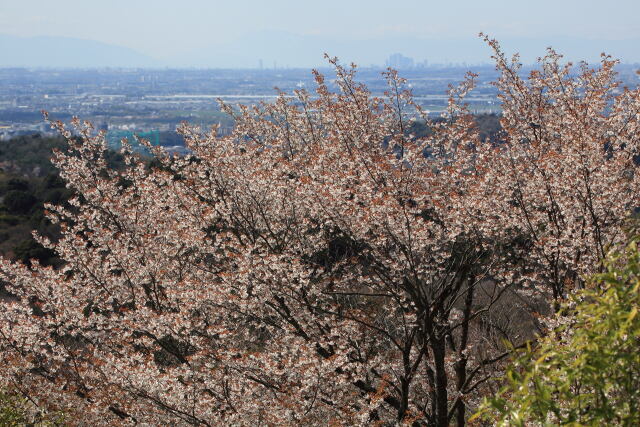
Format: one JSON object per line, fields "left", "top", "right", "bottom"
{"left": 0, "top": 135, "right": 73, "bottom": 266}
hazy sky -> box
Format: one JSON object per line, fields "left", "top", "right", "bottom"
{"left": 1, "top": 0, "right": 639, "bottom": 59}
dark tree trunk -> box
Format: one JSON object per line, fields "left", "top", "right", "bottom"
{"left": 432, "top": 335, "right": 449, "bottom": 427}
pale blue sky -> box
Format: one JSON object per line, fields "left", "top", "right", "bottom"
{"left": 1, "top": 0, "right": 639, "bottom": 65}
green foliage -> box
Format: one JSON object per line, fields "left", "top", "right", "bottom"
{"left": 0, "top": 136, "right": 77, "bottom": 264}
{"left": 5, "top": 178, "right": 30, "bottom": 192}
{"left": 3, "top": 190, "right": 38, "bottom": 214}
{"left": 0, "top": 135, "right": 67, "bottom": 177}
{"left": 0, "top": 389, "right": 63, "bottom": 426}
{"left": 474, "top": 236, "right": 640, "bottom": 426}
{"left": 0, "top": 170, "right": 70, "bottom": 265}
{"left": 0, "top": 391, "right": 29, "bottom": 426}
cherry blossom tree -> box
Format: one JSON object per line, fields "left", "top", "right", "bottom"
{"left": 0, "top": 39, "right": 639, "bottom": 426}
{"left": 477, "top": 34, "right": 640, "bottom": 301}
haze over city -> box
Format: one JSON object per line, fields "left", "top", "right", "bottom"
{"left": 2, "top": 0, "right": 640, "bottom": 68}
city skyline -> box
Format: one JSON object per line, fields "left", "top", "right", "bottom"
{"left": 1, "top": 1, "right": 640, "bottom": 67}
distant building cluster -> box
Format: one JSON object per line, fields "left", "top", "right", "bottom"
{"left": 0, "top": 123, "right": 55, "bottom": 141}
{"left": 385, "top": 53, "right": 428, "bottom": 70}
{"left": 10, "top": 65, "right": 640, "bottom": 141}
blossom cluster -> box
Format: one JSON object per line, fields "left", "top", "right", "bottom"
{"left": 0, "top": 40, "right": 639, "bottom": 426}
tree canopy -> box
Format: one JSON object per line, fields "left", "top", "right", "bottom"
{"left": 0, "top": 38, "right": 639, "bottom": 425}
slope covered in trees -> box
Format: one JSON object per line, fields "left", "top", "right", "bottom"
{"left": 0, "top": 135, "right": 73, "bottom": 267}
{"left": 0, "top": 38, "right": 639, "bottom": 425}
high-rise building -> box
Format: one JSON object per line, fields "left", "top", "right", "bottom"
{"left": 386, "top": 53, "right": 415, "bottom": 69}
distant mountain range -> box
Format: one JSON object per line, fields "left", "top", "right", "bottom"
{"left": 0, "top": 34, "right": 160, "bottom": 68}
{"left": 1, "top": 32, "right": 639, "bottom": 69}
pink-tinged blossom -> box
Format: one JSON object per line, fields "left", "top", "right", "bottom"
{"left": 0, "top": 41, "right": 638, "bottom": 426}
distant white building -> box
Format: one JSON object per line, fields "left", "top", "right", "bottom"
{"left": 386, "top": 53, "right": 415, "bottom": 69}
